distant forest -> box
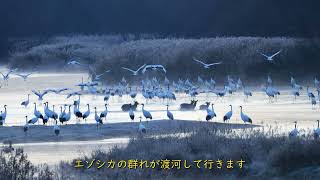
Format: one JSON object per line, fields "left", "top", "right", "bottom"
{"left": 1, "top": 0, "right": 320, "bottom": 57}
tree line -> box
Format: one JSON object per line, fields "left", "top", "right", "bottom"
{"left": 1, "top": 0, "right": 320, "bottom": 57}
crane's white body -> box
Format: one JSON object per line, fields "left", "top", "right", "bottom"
{"left": 193, "top": 57, "right": 222, "bottom": 69}
{"left": 122, "top": 64, "right": 146, "bottom": 76}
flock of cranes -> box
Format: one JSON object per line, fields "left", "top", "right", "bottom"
{"left": 0, "top": 50, "right": 319, "bottom": 139}
{"left": 289, "top": 120, "right": 320, "bottom": 140}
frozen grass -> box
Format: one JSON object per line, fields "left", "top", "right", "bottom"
{"left": 0, "top": 147, "right": 54, "bottom": 180}
{"left": 57, "top": 126, "right": 320, "bottom": 179}
{"left": 8, "top": 35, "right": 129, "bottom": 70}
{"left": 8, "top": 35, "right": 320, "bottom": 82}
{"left": 1, "top": 126, "right": 320, "bottom": 179}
